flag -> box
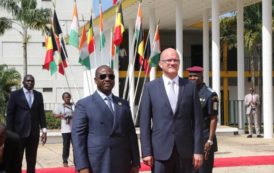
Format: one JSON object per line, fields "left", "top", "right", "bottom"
{"left": 99, "top": 1, "right": 105, "bottom": 50}
{"left": 69, "top": 1, "right": 79, "bottom": 48}
{"left": 79, "top": 26, "right": 91, "bottom": 70}
{"left": 143, "top": 37, "right": 151, "bottom": 75}
{"left": 135, "top": 2, "right": 142, "bottom": 41}
{"left": 113, "top": 2, "right": 124, "bottom": 47}
{"left": 149, "top": 25, "right": 161, "bottom": 67}
{"left": 113, "top": 0, "right": 118, "bottom": 5}
{"left": 87, "top": 15, "right": 95, "bottom": 54}
{"left": 110, "top": 31, "right": 115, "bottom": 69}
{"left": 43, "top": 28, "right": 57, "bottom": 75}
{"left": 137, "top": 29, "right": 144, "bottom": 67}
{"left": 52, "top": 10, "right": 68, "bottom": 75}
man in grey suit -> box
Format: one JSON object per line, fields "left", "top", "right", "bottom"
{"left": 72, "top": 65, "right": 140, "bottom": 173}
{"left": 6, "top": 74, "right": 47, "bottom": 173}
{"left": 140, "top": 48, "right": 204, "bottom": 173}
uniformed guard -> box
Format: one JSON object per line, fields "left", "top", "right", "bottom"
{"left": 187, "top": 66, "right": 218, "bottom": 173}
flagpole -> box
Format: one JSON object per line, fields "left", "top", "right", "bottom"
{"left": 122, "top": 1, "right": 142, "bottom": 100}
{"left": 133, "top": 28, "right": 151, "bottom": 103}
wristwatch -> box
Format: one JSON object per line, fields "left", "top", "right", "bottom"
{"left": 207, "top": 140, "right": 214, "bottom": 146}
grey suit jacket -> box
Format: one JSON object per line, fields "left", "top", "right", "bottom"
{"left": 140, "top": 77, "right": 203, "bottom": 160}
{"left": 6, "top": 88, "right": 46, "bottom": 138}
{"left": 72, "top": 91, "right": 140, "bottom": 173}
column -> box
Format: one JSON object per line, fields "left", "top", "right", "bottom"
{"left": 128, "top": 20, "right": 135, "bottom": 119}
{"left": 262, "top": 0, "right": 273, "bottom": 139}
{"left": 203, "top": 9, "right": 209, "bottom": 85}
{"left": 237, "top": 0, "right": 245, "bottom": 134}
{"left": 149, "top": 7, "right": 157, "bottom": 81}
{"left": 176, "top": 0, "right": 183, "bottom": 77}
{"left": 211, "top": 0, "right": 221, "bottom": 124}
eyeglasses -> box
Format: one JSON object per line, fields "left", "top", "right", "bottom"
{"left": 161, "top": 59, "right": 180, "bottom": 64}
{"left": 98, "top": 74, "right": 115, "bottom": 80}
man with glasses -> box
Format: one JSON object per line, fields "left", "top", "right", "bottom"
{"left": 187, "top": 66, "right": 218, "bottom": 173}
{"left": 140, "top": 48, "right": 204, "bottom": 173}
{"left": 72, "top": 65, "right": 140, "bottom": 173}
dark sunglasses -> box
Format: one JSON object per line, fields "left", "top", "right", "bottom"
{"left": 98, "top": 74, "right": 115, "bottom": 80}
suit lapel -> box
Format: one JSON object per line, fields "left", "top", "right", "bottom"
{"left": 175, "top": 78, "right": 185, "bottom": 114}
{"left": 158, "top": 78, "right": 174, "bottom": 113}
{"left": 111, "top": 96, "right": 121, "bottom": 133}
{"left": 20, "top": 89, "right": 30, "bottom": 108}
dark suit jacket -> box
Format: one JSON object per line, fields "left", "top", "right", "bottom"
{"left": 140, "top": 77, "right": 203, "bottom": 160}
{"left": 0, "top": 130, "right": 21, "bottom": 173}
{"left": 72, "top": 91, "right": 140, "bottom": 173}
{"left": 6, "top": 88, "right": 46, "bottom": 138}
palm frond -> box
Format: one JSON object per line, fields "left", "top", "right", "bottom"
{"left": 0, "top": 17, "right": 12, "bottom": 35}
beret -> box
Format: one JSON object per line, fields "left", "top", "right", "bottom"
{"left": 186, "top": 66, "right": 203, "bottom": 73}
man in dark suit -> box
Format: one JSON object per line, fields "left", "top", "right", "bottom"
{"left": 72, "top": 65, "right": 140, "bottom": 173}
{"left": 6, "top": 74, "right": 47, "bottom": 173}
{"left": 140, "top": 48, "right": 204, "bottom": 173}
{"left": 0, "top": 124, "right": 21, "bottom": 173}
{"left": 187, "top": 66, "right": 218, "bottom": 173}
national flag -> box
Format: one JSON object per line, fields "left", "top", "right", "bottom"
{"left": 69, "top": 1, "right": 80, "bottom": 48}
{"left": 149, "top": 24, "right": 161, "bottom": 67}
{"left": 113, "top": 2, "right": 124, "bottom": 47}
{"left": 52, "top": 11, "right": 68, "bottom": 75}
{"left": 110, "top": 31, "right": 115, "bottom": 69}
{"left": 137, "top": 29, "right": 144, "bottom": 67}
{"left": 113, "top": 0, "right": 118, "bottom": 5}
{"left": 143, "top": 37, "right": 151, "bottom": 75}
{"left": 99, "top": 1, "right": 105, "bottom": 50}
{"left": 43, "top": 28, "right": 57, "bottom": 75}
{"left": 87, "top": 15, "right": 95, "bottom": 54}
{"left": 79, "top": 26, "right": 91, "bottom": 70}
{"left": 134, "top": 2, "right": 142, "bottom": 41}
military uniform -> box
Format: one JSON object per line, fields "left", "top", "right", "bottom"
{"left": 197, "top": 83, "right": 218, "bottom": 173}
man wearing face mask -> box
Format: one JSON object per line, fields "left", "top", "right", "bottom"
{"left": 187, "top": 66, "right": 218, "bottom": 173}
{"left": 6, "top": 74, "right": 47, "bottom": 173}
{"left": 72, "top": 65, "right": 140, "bottom": 173}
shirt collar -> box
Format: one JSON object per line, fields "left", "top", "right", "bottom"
{"left": 162, "top": 75, "right": 179, "bottom": 86}
{"left": 23, "top": 87, "right": 33, "bottom": 93}
{"left": 97, "top": 90, "right": 113, "bottom": 100}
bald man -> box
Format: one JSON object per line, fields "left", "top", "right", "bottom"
{"left": 140, "top": 48, "right": 204, "bottom": 173}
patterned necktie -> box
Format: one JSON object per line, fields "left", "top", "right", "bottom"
{"left": 167, "top": 81, "right": 177, "bottom": 113}
{"left": 27, "top": 91, "right": 32, "bottom": 108}
{"left": 105, "top": 96, "right": 114, "bottom": 114}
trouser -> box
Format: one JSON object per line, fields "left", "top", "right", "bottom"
{"left": 62, "top": 133, "right": 72, "bottom": 163}
{"left": 194, "top": 151, "right": 215, "bottom": 173}
{"left": 18, "top": 134, "right": 40, "bottom": 173}
{"left": 152, "top": 145, "right": 193, "bottom": 173}
{"left": 247, "top": 109, "right": 260, "bottom": 135}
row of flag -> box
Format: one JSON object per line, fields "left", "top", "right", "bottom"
{"left": 43, "top": 0, "right": 161, "bottom": 77}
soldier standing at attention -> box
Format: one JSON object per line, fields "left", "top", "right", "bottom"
{"left": 187, "top": 66, "right": 218, "bottom": 173}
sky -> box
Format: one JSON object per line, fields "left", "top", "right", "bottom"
{"left": 93, "top": 0, "right": 113, "bottom": 17}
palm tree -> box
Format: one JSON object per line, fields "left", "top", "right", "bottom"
{"left": 0, "top": 0, "right": 51, "bottom": 76}
{"left": 0, "top": 64, "right": 21, "bottom": 122}
{"left": 244, "top": 2, "right": 262, "bottom": 90}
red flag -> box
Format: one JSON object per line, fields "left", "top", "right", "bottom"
{"left": 113, "top": 2, "right": 124, "bottom": 47}
{"left": 113, "top": 0, "right": 118, "bottom": 5}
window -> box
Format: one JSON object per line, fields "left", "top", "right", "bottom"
{"left": 43, "top": 88, "right": 53, "bottom": 92}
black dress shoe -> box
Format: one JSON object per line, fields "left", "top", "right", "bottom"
{"left": 257, "top": 135, "right": 263, "bottom": 138}
{"left": 247, "top": 135, "right": 252, "bottom": 138}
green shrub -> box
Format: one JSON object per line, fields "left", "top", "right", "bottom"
{"left": 45, "top": 111, "right": 61, "bottom": 129}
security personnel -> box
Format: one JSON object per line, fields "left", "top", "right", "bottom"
{"left": 187, "top": 66, "right": 218, "bottom": 173}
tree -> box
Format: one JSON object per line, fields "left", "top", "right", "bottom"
{"left": 0, "top": 64, "right": 21, "bottom": 122}
{"left": 0, "top": 0, "right": 52, "bottom": 76}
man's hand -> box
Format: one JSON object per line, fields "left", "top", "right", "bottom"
{"left": 130, "top": 166, "right": 139, "bottom": 173}
{"left": 41, "top": 132, "right": 47, "bottom": 145}
{"left": 192, "top": 154, "right": 203, "bottom": 170}
{"left": 79, "top": 168, "right": 90, "bottom": 173}
{"left": 204, "top": 142, "right": 212, "bottom": 160}
{"left": 143, "top": 156, "right": 154, "bottom": 167}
